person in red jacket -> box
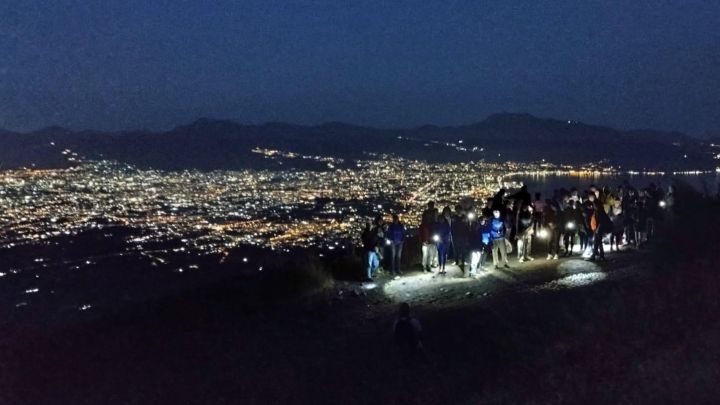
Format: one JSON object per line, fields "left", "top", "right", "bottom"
{"left": 419, "top": 204, "right": 438, "bottom": 273}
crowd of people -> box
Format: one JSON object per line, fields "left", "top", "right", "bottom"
{"left": 361, "top": 181, "right": 673, "bottom": 281}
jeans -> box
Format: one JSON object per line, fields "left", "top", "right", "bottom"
{"left": 366, "top": 251, "right": 379, "bottom": 279}
{"left": 592, "top": 231, "right": 605, "bottom": 259}
{"left": 563, "top": 232, "right": 576, "bottom": 254}
{"left": 470, "top": 248, "right": 488, "bottom": 274}
{"left": 437, "top": 242, "right": 449, "bottom": 270}
{"left": 421, "top": 243, "right": 437, "bottom": 270}
{"left": 491, "top": 238, "right": 508, "bottom": 267}
{"left": 548, "top": 228, "right": 561, "bottom": 256}
{"left": 578, "top": 230, "right": 589, "bottom": 251}
{"left": 517, "top": 234, "right": 532, "bottom": 260}
{"left": 454, "top": 242, "right": 468, "bottom": 269}
{"left": 390, "top": 242, "right": 403, "bottom": 274}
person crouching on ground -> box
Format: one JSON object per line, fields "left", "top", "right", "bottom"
{"left": 490, "top": 208, "right": 510, "bottom": 269}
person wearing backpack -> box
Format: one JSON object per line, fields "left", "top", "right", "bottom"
{"left": 393, "top": 303, "right": 423, "bottom": 358}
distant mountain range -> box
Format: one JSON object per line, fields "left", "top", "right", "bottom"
{"left": 1, "top": 113, "right": 716, "bottom": 171}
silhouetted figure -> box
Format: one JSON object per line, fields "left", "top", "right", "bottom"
{"left": 452, "top": 205, "right": 470, "bottom": 272}
{"left": 590, "top": 200, "right": 612, "bottom": 261}
{"left": 490, "top": 209, "right": 510, "bottom": 269}
{"left": 544, "top": 201, "right": 560, "bottom": 260}
{"left": 435, "top": 207, "right": 453, "bottom": 274}
{"left": 386, "top": 214, "right": 405, "bottom": 276}
{"left": 420, "top": 201, "right": 438, "bottom": 272}
{"left": 361, "top": 221, "right": 379, "bottom": 280}
{"left": 469, "top": 215, "right": 492, "bottom": 276}
{"left": 393, "top": 303, "right": 423, "bottom": 359}
{"left": 516, "top": 204, "right": 534, "bottom": 262}
{"left": 508, "top": 184, "right": 532, "bottom": 207}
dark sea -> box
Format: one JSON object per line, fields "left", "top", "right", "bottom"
{"left": 512, "top": 173, "right": 720, "bottom": 198}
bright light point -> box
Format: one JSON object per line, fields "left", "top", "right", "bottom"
{"left": 385, "top": 239, "right": 391, "bottom": 246}
{"left": 658, "top": 200, "right": 667, "bottom": 208}
{"left": 538, "top": 229, "right": 549, "bottom": 238}
{"left": 467, "top": 212, "right": 476, "bottom": 220}
{"left": 242, "top": 257, "right": 248, "bottom": 262}
{"left": 362, "top": 282, "right": 378, "bottom": 290}
{"left": 432, "top": 234, "right": 440, "bottom": 242}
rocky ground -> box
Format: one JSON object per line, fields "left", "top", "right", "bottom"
{"left": 4, "top": 246, "right": 683, "bottom": 405}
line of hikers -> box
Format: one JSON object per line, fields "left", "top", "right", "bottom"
{"left": 362, "top": 182, "right": 672, "bottom": 281}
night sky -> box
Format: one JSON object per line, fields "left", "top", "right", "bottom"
{"left": 1, "top": 1, "right": 719, "bottom": 136}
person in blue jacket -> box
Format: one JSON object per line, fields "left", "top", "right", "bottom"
{"left": 386, "top": 214, "right": 405, "bottom": 277}
{"left": 490, "top": 208, "right": 510, "bottom": 269}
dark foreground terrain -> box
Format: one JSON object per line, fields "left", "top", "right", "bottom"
{"left": 3, "top": 186, "right": 720, "bottom": 405}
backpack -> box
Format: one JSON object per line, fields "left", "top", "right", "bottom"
{"left": 394, "top": 317, "right": 419, "bottom": 348}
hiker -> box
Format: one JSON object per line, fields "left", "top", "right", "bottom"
{"left": 435, "top": 207, "right": 453, "bottom": 275}
{"left": 386, "top": 214, "right": 405, "bottom": 276}
{"left": 361, "top": 221, "right": 379, "bottom": 281}
{"left": 452, "top": 205, "right": 471, "bottom": 273}
{"left": 544, "top": 201, "right": 560, "bottom": 260}
{"left": 560, "top": 200, "right": 580, "bottom": 256}
{"left": 609, "top": 199, "right": 625, "bottom": 251}
{"left": 490, "top": 208, "right": 510, "bottom": 269}
{"left": 393, "top": 303, "right": 423, "bottom": 355}
{"left": 469, "top": 214, "right": 492, "bottom": 276}
{"left": 419, "top": 205, "right": 438, "bottom": 273}
{"left": 589, "top": 200, "right": 612, "bottom": 261}
{"left": 516, "top": 203, "right": 534, "bottom": 262}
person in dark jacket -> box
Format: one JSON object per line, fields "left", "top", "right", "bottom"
{"left": 516, "top": 204, "right": 534, "bottom": 262}
{"left": 608, "top": 199, "right": 625, "bottom": 251}
{"left": 508, "top": 185, "right": 532, "bottom": 208}
{"left": 452, "top": 205, "right": 470, "bottom": 273}
{"left": 469, "top": 215, "right": 492, "bottom": 276}
{"left": 532, "top": 192, "right": 545, "bottom": 233}
{"left": 589, "top": 200, "right": 612, "bottom": 261}
{"left": 490, "top": 209, "right": 510, "bottom": 269}
{"left": 435, "top": 207, "right": 453, "bottom": 274}
{"left": 544, "top": 201, "right": 560, "bottom": 260}
{"left": 386, "top": 214, "right": 405, "bottom": 276}
{"left": 491, "top": 188, "right": 506, "bottom": 212}
{"left": 361, "top": 221, "right": 379, "bottom": 280}
{"left": 561, "top": 200, "right": 580, "bottom": 256}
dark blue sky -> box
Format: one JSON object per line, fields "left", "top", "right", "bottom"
{"left": 2, "top": 1, "right": 719, "bottom": 136}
